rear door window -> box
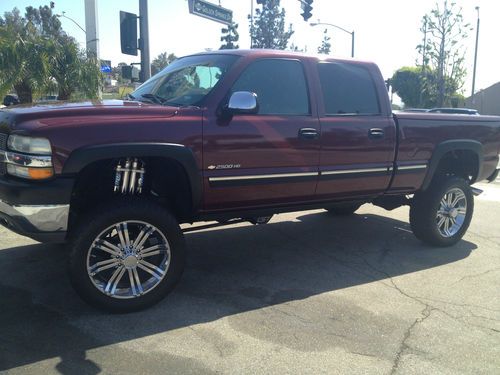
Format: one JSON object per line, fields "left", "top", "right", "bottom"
{"left": 317, "top": 62, "right": 380, "bottom": 115}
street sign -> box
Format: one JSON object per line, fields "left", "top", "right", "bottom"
{"left": 188, "top": 0, "right": 232, "bottom": 25}
{"left": 100, "top": 60, "right": 112, "bottom": 73}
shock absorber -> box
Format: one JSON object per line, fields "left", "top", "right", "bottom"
{"left": 114, "top": 158, "right": 146, "bottom": 195}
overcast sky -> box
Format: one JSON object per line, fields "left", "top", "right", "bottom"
{"left": 2, "top": 0, "right": 498, "bottom": 96}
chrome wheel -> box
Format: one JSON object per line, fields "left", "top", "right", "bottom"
{"left": 436, "top": 187, "right": 467, "bottom": 238}
{"left": 86, "top": 221, "right": 171, "bottom": 299}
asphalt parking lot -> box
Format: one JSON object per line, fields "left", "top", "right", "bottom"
{"left": 1, "top": 181, "right": 499, "bottom": 375}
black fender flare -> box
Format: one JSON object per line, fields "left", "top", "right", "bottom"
{"left": 421, "top": 139, "right": 483, "bottom": 190}
{"left": 63, "top": 143, "right": 202, "bottom": 212}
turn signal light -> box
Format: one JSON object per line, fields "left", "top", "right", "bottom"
{"left": 28, "top": 167, "right": 54, "bottom": 179}
{"left": 7, "top": 164, "right": 54, "bottom": 180}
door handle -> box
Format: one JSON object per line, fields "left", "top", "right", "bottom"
{"left": 368, "top": 128, "right": 385, "bottom": 139}
{"left": 298, "top": 128, "right": 319, "bottom": 140}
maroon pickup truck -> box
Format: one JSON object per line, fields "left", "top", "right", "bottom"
{"left": 1, "top": 50, "right": 499, "bottom": 312}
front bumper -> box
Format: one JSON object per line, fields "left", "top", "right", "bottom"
{"left": 0, "top": 175, "right": 74, "bottom": 242}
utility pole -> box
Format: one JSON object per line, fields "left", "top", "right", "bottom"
{"left": 419, "top": 15, "right": 428, "bottom": 107}
{"left": 250, "top": 0, "right": 254, "bottom": 48}
{"left": 84, "top": 0, "right": 99, "bottom": 58}
{"left": 471, "top": 6, "right": 480, "bottom": 104}
{"left": 139, "top": 0, "right": 151, "bottom": 82}
{"left": 421, "top": 16, "right": 428, "bottom": 69}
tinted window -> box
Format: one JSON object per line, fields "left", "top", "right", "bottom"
{"left": 231, "top": 59, "right": 309, "bottom": 115}
{"left": 318, "top": 63, "right": 380, "bottom": 115}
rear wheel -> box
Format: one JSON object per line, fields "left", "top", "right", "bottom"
{"left": 68, "top": 199, "right": 185, "bottom": 312}
{"left": 410, "top": 177, "right": 473, "bottom": 247}
{"left": 326, "top": 203, "right": 362, "bottom": 216}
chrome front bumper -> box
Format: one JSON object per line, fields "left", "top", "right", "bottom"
{"left": 0, "top": 199, "right": 69, "bottom": 242}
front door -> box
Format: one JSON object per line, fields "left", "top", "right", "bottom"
{"left": 203, "top": 58, "right": 320, "bottom": 211}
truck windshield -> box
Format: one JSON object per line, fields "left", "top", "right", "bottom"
{"left": 130, "top": 54, "right": 239, "bottom": 106}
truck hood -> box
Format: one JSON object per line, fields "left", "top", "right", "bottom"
{"left": 0, "top": 100, "right": 179, "bottom": 133}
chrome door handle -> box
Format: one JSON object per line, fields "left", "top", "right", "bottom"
{"left": 368, "top": 128, "right": 385, "bottom": 139}
{"left": 298, "top": 128, "right": 319, "bottom": 140}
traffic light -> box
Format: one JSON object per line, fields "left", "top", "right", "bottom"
{"left": 300, "top": 0, "right": 313, "bottom": 22}
{"left": 120, "top": 11, "right": 138, "bottom": 56}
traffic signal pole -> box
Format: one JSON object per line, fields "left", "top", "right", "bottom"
{"left": 139, "top": 0, "right": 151, "bottom": 81}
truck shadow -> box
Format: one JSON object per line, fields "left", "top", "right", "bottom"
{"left": 0, "top": 210, "right": 477, "bottom": 372}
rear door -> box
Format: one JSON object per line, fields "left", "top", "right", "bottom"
{"left": 315, "top": 62, "right": 396, "bottom": 199}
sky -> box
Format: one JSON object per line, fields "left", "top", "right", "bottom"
{"left": 1, "top": 0, "right": 499, "bottom": 97}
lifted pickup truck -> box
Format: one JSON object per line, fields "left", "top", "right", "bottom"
{"left": 1, "top": 50, "right": 499, "bottom": 312}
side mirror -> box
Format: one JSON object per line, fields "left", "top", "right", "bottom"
{"left": 227, "top": 91, "right": 259, "bottom": 115}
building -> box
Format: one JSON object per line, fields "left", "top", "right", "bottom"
{"left": 466, "top": 82, "right": 500, "bottom": 115}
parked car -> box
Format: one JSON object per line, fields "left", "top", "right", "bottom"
{"left": 1, "top": 50, "right": 499, "bottom": 312}
{"left": 2, "top": 94, "right": 19, "bottom": 107}
{"left": 427, "top": 107, "right": 479, "bottom": 115}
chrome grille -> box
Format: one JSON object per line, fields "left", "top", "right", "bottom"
{"left": 0, "top": 133, "right": 7, "bottom": 150}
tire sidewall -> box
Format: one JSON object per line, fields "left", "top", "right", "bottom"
{"left": 69, "top": 199, "right": 185, "bottom": 313}
{"left": 412, "top": 177, "right": 474, "bottom": 247}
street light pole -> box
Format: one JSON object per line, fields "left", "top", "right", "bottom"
{"left": 471, "top": 6, "right": 480, "bottom": 103}
{"left": 351, "top": 31, "right": 355, "bottom": 58}
{"left": 139, "top": 0, "right": 151, "bottom": 82}
{"left": 310, "top": 22, "right": 355, "bottom": 58}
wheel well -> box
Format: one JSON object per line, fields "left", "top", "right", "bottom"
{"left": 433, "top": 149, "right": 479, "bottom": 183}
{"left": 68, "top": 157, "right": 194, "bottom": 231}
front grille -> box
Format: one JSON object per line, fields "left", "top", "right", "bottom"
{"left": 0, "top": 133, "right": 7, "bottom": 150}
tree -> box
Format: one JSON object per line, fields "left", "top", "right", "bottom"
{"left": 0, "top": 8, "right": 53, "bottom": 103}
{"left": 0, "top": 4, "right": 101, "bottom": 103}
{"left": 249, "top": 0, "right": 293, "bottom": 49}
{"left": 417, "top": 1, "right": 470, "bottom": 106}
{"left": 151, "top": 52, "right": 177, "bottom": 76}
{"left": 317, "top": 29, "right": 331, "bottom": 55}
{"left": 391, "top": 66, "right": 439, "bottom": 108}
{"left": 392, "top": 67, "right": 425, "bottom": 108}
{"left": 220, "top": 21, "right": 239, "bottom": 50}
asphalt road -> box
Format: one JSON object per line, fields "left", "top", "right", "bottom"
{"left": 1, "top": 182, "right": 499, "bottom": 375}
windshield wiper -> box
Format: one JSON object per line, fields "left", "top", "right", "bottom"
{"left": 140, "top": 93, "right": 166, "bottom": 104}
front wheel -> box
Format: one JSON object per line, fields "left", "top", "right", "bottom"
{"left": 410, "top": 177, "right": 473, "bottom": 247}
{"left": 68, "top": 199, "right": 186, "bottom": 312}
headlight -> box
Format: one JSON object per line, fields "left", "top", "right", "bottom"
{"left": 8, "top": 135, "right": 52, "bottom": 155}
{"left": 3, "top": 135, "right": 54, "bottom": 179}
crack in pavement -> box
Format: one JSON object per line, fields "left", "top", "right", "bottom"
{"left": 258, "top": 223, "right": 499, "bottom": 371}
{"left": 390, "top": 305, "right": 433, "bottom": 375}
{"left": 454, "top": 267, "right": 500, "bottom": 283}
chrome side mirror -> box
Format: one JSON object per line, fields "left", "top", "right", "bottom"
{"left": 227, "top": 91, "right": 258, "bottom": 115}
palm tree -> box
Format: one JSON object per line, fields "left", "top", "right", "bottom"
{"left": 0, "top": 9, "right": 52, "bottom": 103}
{"left": 0, "top": 6, "right": 102, "bottom": 103}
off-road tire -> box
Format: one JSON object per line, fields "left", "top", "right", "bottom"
{"left": 68, "top": 199, "right": 186, "bottom": 313}
{"left": 410, "top": 176, "right": 473, "bottom": 247}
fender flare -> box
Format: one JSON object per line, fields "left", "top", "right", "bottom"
{"left": 63, "top": 143, "right": 202, "bottom": 212}
{"left": 421, "top": 139, "right": 483, "bottom": 190}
